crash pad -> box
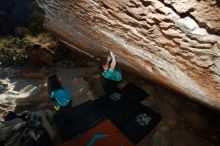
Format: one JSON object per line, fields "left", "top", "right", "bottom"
{"left": 122, "top": 83, "right": 149, "bottom": 102}
{"left": 54, "top": 101, "right": 104, "bottom": 141}
{"left": 58, "top": 120, "right": 134, "bottom": 146}
{"left": 94, "top": 90, "right": 140, "bottom": 127}
{"left": 121, "top": 107, "right": 161, "bottom": 144}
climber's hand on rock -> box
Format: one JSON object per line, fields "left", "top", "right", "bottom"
{"left": 110, "top": 51, "right": 115, "bottom": 58}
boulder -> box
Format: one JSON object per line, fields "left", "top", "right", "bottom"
{"left": 36, "top": 0, "right": 220, "bottom": 109}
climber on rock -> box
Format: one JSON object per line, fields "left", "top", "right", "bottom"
{"left": 101, "top": 51, "right": 122, "bottom": 82}
{"left": 46, "top": 74, "right": 72, "bottom": 111}
{"left": 101, "top": 51, "right": 123, "bottom": 94}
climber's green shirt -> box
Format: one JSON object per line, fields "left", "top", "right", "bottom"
{"left": 101, "top": 69, "right": 122, "bottom": 81}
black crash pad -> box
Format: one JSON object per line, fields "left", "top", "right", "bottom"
{"left": 121, "top": 107, "right": 161, "bottom": 144}
{"left": 94, "top": 90, "right": 141, "bottom": 127}
{"left": 122, "top": 83, "right": 149, "bottom": 102}
{"left": 102, "top": 79, "right": 119, "bottom": 94}
{"left": 54, "top": 101, "right": 104, "bottom": 141}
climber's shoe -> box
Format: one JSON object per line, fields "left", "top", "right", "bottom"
{"left": 54, "top": 105, "right": 60, "bottom": 111}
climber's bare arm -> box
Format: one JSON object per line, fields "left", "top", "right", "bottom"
{"left": 110, "top": 52, "right": 116, "bottom": 72}
{"left": 103, "top": 55, "right": 112, "bottom": 72}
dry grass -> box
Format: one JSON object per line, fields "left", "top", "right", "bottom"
{"left": 0, "top": 32, "right": 59, "bottom": 65}
{"left": 0, "top": 32, "right": 57, "bottom": 50}
{"left": 0, "top": 37, "right": 9, "bottom": 48}
{"left": 24, "top": 33, "right": 57, "bottom": 48}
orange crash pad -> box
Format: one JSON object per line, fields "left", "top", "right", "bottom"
{"left": 58, "top": 120, "right": 134, "bottom": 146}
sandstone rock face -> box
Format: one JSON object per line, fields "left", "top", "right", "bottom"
{"left": 36, "top": 0, "right": 220, "bottom": 109}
